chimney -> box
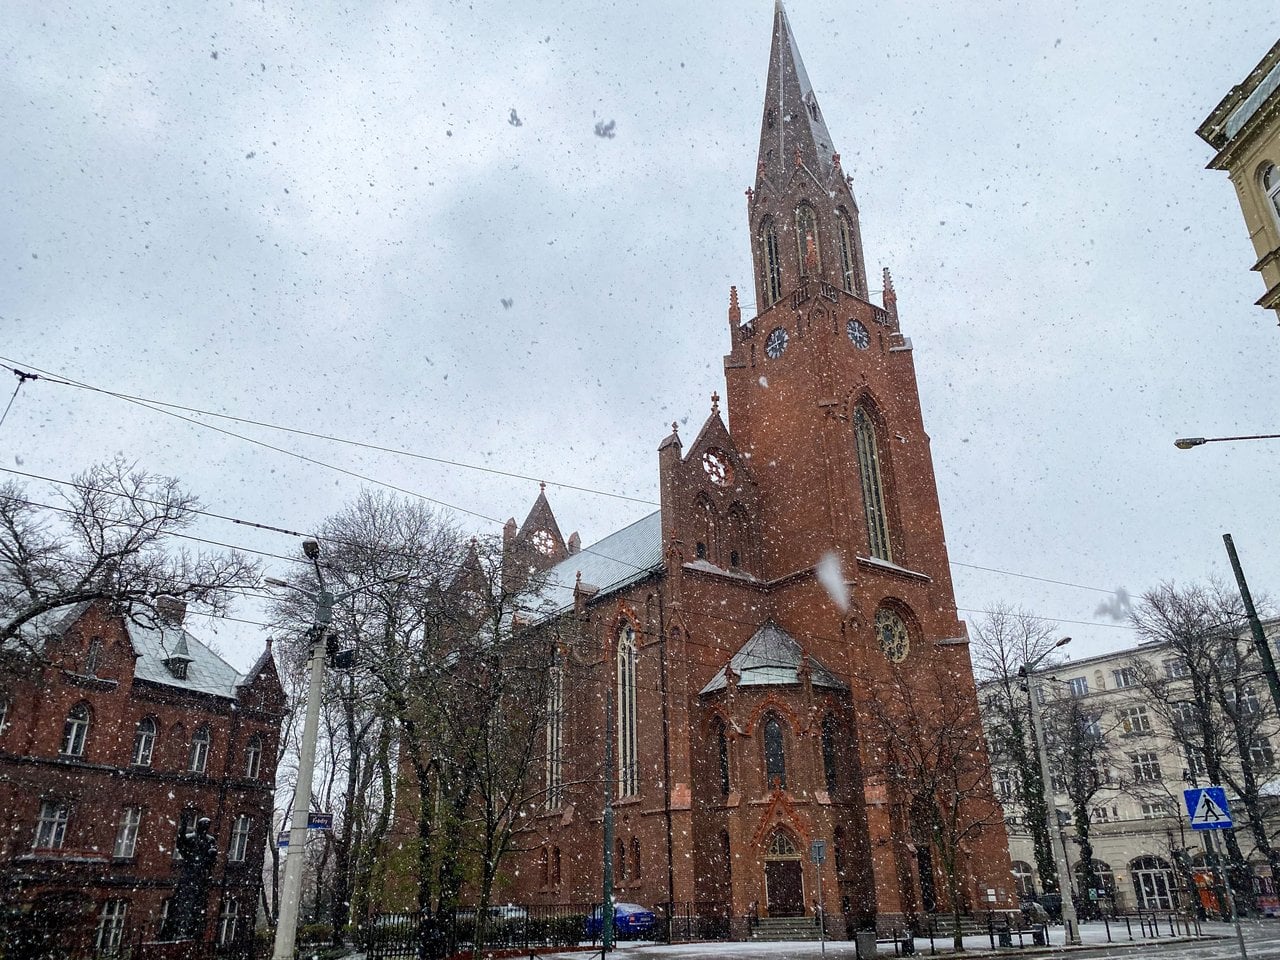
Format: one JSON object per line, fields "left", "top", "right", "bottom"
{"left": 156, "top": 596, "right": 187, "bottom": 626}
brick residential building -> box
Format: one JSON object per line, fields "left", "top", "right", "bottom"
{"left": 0, "top": 599, "right": 285, "bottom": 956}
{"left": 388, "top": 5, "right": 1014, "bottom": 935}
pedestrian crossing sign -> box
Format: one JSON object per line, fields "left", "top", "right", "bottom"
{"left": 1184, "top": 786, "right": 1233, "bottom": 830}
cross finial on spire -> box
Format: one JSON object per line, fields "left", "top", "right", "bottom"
{"left": 672, "top": 421, "right": 679, "bottom": 435}
{"left": 540, "top": 481, "right": 546, "bottom": 494}
{"left": 711, "top": 392, "right": 720, "bottom": 416}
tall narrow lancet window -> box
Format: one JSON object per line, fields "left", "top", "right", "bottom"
{"left": 617, "top": 623, "right": 639, "bottom": 797}
{"left": 822, "top": 715, "right": 839, "bottom": 794}
{"left": 545, "top": 650, "right": 564, "bottom": 808}
{"left": 795, "top": 204, "right": 820, "bottom": 274}
{"left": 763, "top": 714, "right": 787, "bottom": 789}
{"left": 715, "top": 720, "right": 731, "bottom": 794}
{"left": 760, "top": 219, "right": 783, "bottom": 305}
{"left": 836, "top": 212, "right": 857, "bottom": 293}
{"left": 854, "top": 407, "right": 892, "bottom": 561}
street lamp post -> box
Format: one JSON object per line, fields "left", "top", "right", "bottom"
{"left": 1174, "top": 433, "right": 1280, "bottom": 449}
{"left": 267, "top": 541, "right": 374, "bottom": 960}
{"left": 1022, "top": 637, "right": 1082, "bottom": 945}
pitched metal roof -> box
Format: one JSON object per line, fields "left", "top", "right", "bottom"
{"left": 127, "top": 618, "right": 245, "bottom": 699}
{"left": 532, "top": 510, "right": 663, "bottom": 616}
{"left": 700, "top": 619, "right": 847, "bottom": 695}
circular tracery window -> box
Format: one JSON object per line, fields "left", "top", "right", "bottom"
{"left": 702, "top": 448, "right": 733, "bottom": 486}
{"left": 531, "top": 529, "right": 556, "bottom": 555}
{"left": 875, "top": 608, "right": 910, "bottom": 663}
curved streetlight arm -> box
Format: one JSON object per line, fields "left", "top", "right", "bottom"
{"left": 1175, "top": 433, "right": 1280, "bottom": 450}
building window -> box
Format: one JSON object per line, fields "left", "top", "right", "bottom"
{"left": 539, "top": 847, "right": 549, "bottom": 887}
{"left": 1262, "top": 163, "right": 1280, "bottom": 228}
{"left": 85, "top": 638, "right": 104, "bottom": 676}
{"left": 616, "top": 837, "right": 627, "bottom": 882}
{"left": 546, "top": 655, "right": 563, "bottom": 808}
{"left": 113, "top": 808, "right": 142, "bottom": 859}
{"left": 796, "top": 204, "right": 820, "bottom": 273}
{"left": 61, "top": 703, "right": 90, "bottom": 757}
{"left": 1250, "top": 737, "right": 1275, "bottom": 768}
{"left": 631, "top": 837, "right": 641, "bottom": 880}
{"left": 1112, "top": 667, "right": 1138, "bottom": 688}
{"left": 132, "top": 717, "right": 157, "bottom": 767}
{"left": 853, "top": 407, "right": 892, "bottom": 561}
{"left": 1164, "top": 658, "right": 1190, "bottom": 679}
{"left": 616, "top": 623, "right": 639, "bottom": 797}
{"left": 1068, "top": 677, "right": 1089, "bottom": 697}
{"left": 552, "top": 846, "right": 562, "bottom": 886}
{"left": 229, "top": 815, "right": 252, "bottom": 862}
{"left": 763, "top": 713, "right": 787, "bottom": 789}
{"left": 244, "top": 735, "right": 263, "bottom": 780}
{"left": 1172, "top": 700, "right": 1197, "bottom": 729}
{"left": 1141, "top": 801, "right": 1173, "bottom": 820}
{"left": 1225, "top": 687, "right": 1261, "bottom": 716}
{"left": 1185, "top": 747, "right": 1206, "bottom": 780}
{"left": 189, "top": 727, "right": 210, "bottom": 773}
{"left": 1119, "top": 705, "right": 1152, "bottom": 734}
{"left": 1011, "top": 861, "right": 1036, "bottom": 898}
{"left": 217, "top": 897, "right": 239, "bottom": 946}
{"left": 1080, "top": 713, "right": 1103, "bottom": 739}
{"left": 96, "top": 899, "right": 128, "bottom": 954}
{"left": 722, "top": 830, "right": 733, "bottom": 888}
{"left": 0, "top": 696, "right": 10, "bottom": 737}
{"left": 1091, "top": 806, "right": 1111, "bottom": 823}
{"left": 836, "top": 212, "right": 856, "bottom": 293}
{"left": 33, "top": 800, "right": 69, "bottom": 849}
{"left": 1129, "top": 751, "right": 1162, "bottom": 783}
{"left": 822, "top": 715, "right": 839, "bottom": 794}
{"left": 760, "top": 218, "right": 783, "bottom": 304}
{"left": 716, "top": 720, "right": 731, "bottom": 795}
{"left": 994, "top": 768, "right": 1014, "bottom": 800}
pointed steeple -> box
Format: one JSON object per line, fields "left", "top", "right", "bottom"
{"left": 748, "top": 3, "right": 869, "bottom": 306}
{"left": 757, "top": 2, "right": 839, "bottom": 184}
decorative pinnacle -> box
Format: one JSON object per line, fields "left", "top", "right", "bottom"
{"left": 882, "top": 267, "right": 897, "bottom": 312}
{"left": 745, "top": 187, "right": 754, "bottom": 203}
{"left": 832, "top": 151, "right": 841, "bottom": 168}
{"left": 672, "top": 421, "right": 680, "bottom": 435}
{"left": 711, "top": 392, "right": 721, "bottom": 416}
{"left": 728, "top": 286, "right": 741, "bottom": 324}
{"left": 540, "top": 481, "right": 546, "bottom": 493}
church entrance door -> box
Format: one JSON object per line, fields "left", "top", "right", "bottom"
{"left": 766, "top": 860, "right": 805, "bottom": 916}
{"left": 764, "top": 831, "right": 805, "bottom": 916}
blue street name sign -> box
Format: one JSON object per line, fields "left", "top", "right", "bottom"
{"left": 1183, "top": 786, "right": 1233, "bottom": 830}
{"left": 308, "top": 811, "right": 334, "bottom": 830}
{"left": 277, "top": 831, "right": 290, "bottom": 849}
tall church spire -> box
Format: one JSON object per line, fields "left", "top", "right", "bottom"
{"left": 749, "top": 3, "right": 868, "bottom": 307}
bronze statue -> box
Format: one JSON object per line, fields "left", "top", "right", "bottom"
{"left": 160, "top": 817, "right": 217, "bottom": 941}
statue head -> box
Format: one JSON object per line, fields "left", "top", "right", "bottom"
{"left": 196, "top": 817, "right": 212, "bottom": 834}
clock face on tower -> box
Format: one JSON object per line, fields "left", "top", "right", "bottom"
{"left": 531, "top": 529, "right": 556, "bottom": 556}
{"left": 875, "top": 608, "right": 910, "bottom": 663}
{"left": 847, "top": 319, "right": 871, "bottom": 350}
{"left": 765, "top": 327, "right": 789, "bottom": 359}
{"left": 701, "top": 448, "right": 734, "bottom": 486}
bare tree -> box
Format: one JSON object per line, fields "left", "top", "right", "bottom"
{"left": 971, "top": 605, "right": 1064, "bottom": 900}
{"left": 0, "top": 457, "right": 258, "bottom": 645}
{"left": 865, "top": 659, "right": 1006, "bottom": 950}
{"left": 1128, "top": 580, "right": 1278, "bottom": 914}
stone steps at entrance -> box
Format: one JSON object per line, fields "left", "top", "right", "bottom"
{"left": 751, "top": 916, "right": 825, "bottom": 941}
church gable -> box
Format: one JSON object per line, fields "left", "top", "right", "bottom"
{"left": 657, "top": 397, "right": 762, "bottom": 575}
{"left": 503, "top": 485, "right": 578, "bottom": 577}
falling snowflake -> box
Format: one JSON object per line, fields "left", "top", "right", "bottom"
{"left": 594, "top": 119, "right": 616, "bottom": 139}
{"left": 815, "top": 551, "right": 849, "bottom": 612}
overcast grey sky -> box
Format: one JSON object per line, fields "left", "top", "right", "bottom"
{"left": 4, "top": 0, "right": 1279, "bottom": 671}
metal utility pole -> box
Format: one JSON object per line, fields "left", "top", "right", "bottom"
{"left": 601, "top": 653, "right": 616, "bottom": 953}
{"left": 268, "top": 541, "right": 384, "bottom": 960}
{"left": 1023, "top": 637, "right": 1081, "bottom": 946}
{"left": 1223, "top": 534, "right": 1280, "bottom": 718}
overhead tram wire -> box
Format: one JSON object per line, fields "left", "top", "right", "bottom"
{"left": 4, "top": 357, "right": 1136, "bottom": 604}
{"left": 0, "top": 356, "right": 657, "bottom": 508}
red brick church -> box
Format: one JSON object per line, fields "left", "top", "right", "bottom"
{"left": 499, "top": 4, "right": 1013, "bottom": 932}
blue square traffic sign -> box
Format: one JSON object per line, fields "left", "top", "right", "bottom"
{"left": 1184, "top": 786, "right": 1233, "bottom": 830}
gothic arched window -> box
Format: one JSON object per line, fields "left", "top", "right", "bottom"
{"left": 133, "top": 717, "right": 157, "bottom": 767}
{"left": 617, "top": 623, "right": 639, "bottom": 797}
{"left": 822, "top": 715, "right": 839, "bottom": 794}
{"left": 546, "top": 650, "right": 564, "bottom": 808}
{"left": 796, "top": 204, "right": 820, "bottom": 274}
{"left": 715, "top": 719, "right": 731, "bottom": 794}
{"left": 854, "top": 406, "right": 892, "bottom": 561}
{"left": 836, "top": 211, "right": 857, "bottom": 293}
{"left": 763, "top": 713, "right": 787, "bottom": 789}
{"left": 760, "top": 218, "right": 783, "bottom": 305}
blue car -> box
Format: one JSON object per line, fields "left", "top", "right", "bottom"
{"left": 586, "top": 902, "right": 656, "bottom": 939}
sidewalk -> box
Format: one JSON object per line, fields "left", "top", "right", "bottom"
{"left": 538, "top": 920, "right": 1235, "bottom": 960}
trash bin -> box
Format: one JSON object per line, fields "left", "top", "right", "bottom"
{"left": 998, "top": 926, "right": 1012, "bottom": 948}
{"left": 1032, "top": 926, "right": 1046, "bottom": 946}
{"left": 900, "top": 934, "right": 915, "bottom": 956}
{"left": 856, "top": 930, "right": 878, "bottom": 959}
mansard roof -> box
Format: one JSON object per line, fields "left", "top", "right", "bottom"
{"left": 534, "top": 509, "right": 663, "bottom": 615}
{"left": 700, "top": 619, "right": 847, "bottom": 695}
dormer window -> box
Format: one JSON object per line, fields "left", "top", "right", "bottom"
{"left": 166, "top": 658, "right": 189, "bottom": 680}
